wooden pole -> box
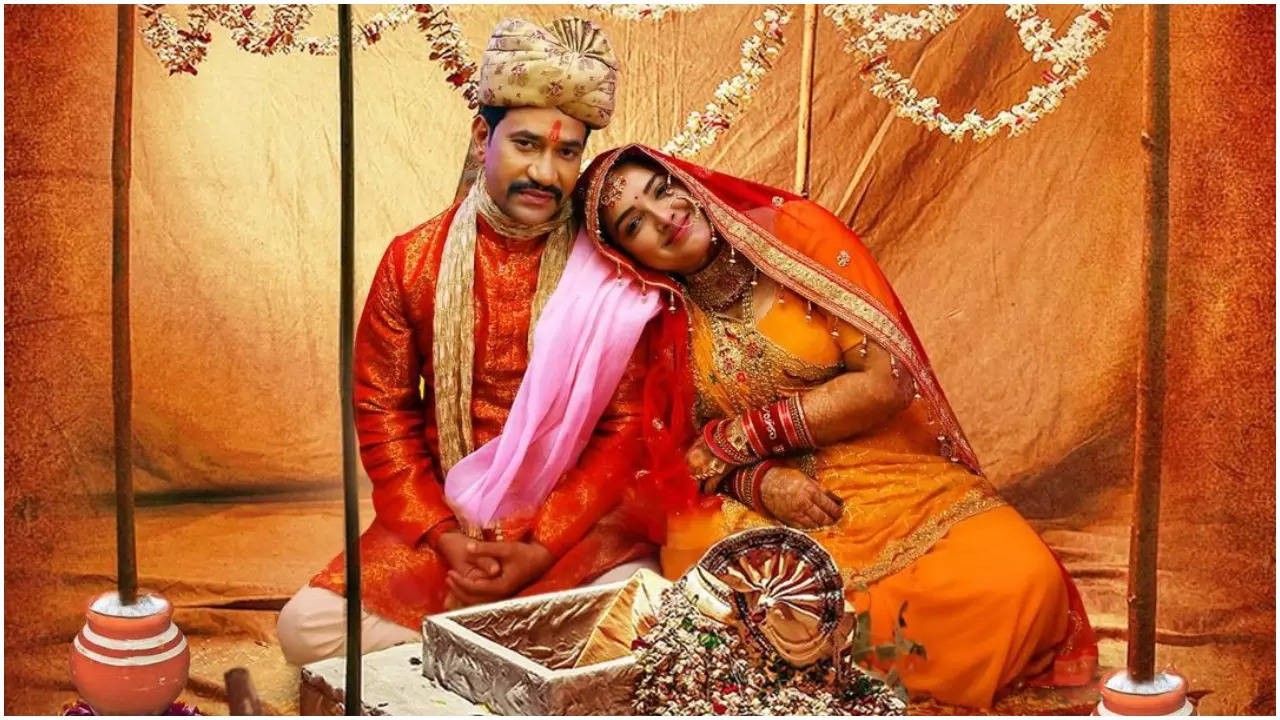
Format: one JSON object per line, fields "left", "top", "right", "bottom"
{"left": 793, "top": 4, "right": 818, "bottom": 197}
{"left": 338, "top": 4, "right": 363, "bottom": 714}
{"left": 112, "top": 2, "right": 138, "bottom": 607}
{"left": 1126, "top": 3, "right": 1171, "bottom": 684}
{"left": 224, "top": 668, "right": 263, "bottom": 716}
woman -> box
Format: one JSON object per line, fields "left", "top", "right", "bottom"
{"left": 574, "top": 145, "right": 1097, "bottom": 708}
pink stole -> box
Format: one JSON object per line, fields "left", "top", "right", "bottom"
{"left": 443, "top": 229, "right": 660, "bottom": 532}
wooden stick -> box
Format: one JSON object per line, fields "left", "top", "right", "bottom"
{"left": 112, "top": 2, "right": 138, "bottom": 607}
{"left": 338, "top": 4, "right": 363, "bottom": 714}
{"left": 1126, "top": 3, "right": 1171, "bottom": 683}
{"left": 793, "top": 4, "right": 818, "bottom": 197}
{"left": 224, "top": 668, "right": 263, "bottom": 716}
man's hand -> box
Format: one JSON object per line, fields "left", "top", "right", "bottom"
{"left": 759, "top": 467, "right": 843, "bottom": 529}
{"left": 437, "top": 532, "right": 501, "bottom": 576}
{"left": 445, "top": 540, "right": 555, "bottom": 608}
{"left": 437, "top": 531, "right": 505, "bottom": 611}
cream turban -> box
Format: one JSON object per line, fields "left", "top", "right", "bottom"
{"left": 478, "top": 17, "right": 619, "bottom": 129}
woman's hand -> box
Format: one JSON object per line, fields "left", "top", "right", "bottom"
{"left": 759, "top": 467, "right": 843, "bottom": 529}
{"left": 685, "top": 435, "right": 732, "bottom": 492}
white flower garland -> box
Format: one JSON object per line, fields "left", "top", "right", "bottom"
{"left": 573, "top": 4, "right": 703, "bottom": 22}
{"left": 138, "top": 4, "right": 479, "bottom": 107}
{"left": 824, "top": 4, "right": 1116, "bottom": 142}
{"left": 662, "top": 6, "right": 790, "bottom": 158}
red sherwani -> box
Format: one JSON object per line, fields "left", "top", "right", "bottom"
{"left": 310, "top": 204, "right": 653, "bottom": 629}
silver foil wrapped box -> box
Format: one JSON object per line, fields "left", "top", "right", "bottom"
{"left": 420, "top": 580, "right": 645, "bottom": 715}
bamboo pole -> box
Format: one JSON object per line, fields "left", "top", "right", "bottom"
{"left": 1126, "top": 3, "right": 1171, "bottom": 683}
{"left": 111, "top": 2, "right": 138, "bottom": 607}
{"left": 793, "top": 4, "right": 818, "bottom": 197}
{"left": 338, "top": 4, "right": 363, "bottom": 714}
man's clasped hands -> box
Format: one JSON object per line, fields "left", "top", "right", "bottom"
{"left": 437, "top": 531, "right": 556, "bottom": 610}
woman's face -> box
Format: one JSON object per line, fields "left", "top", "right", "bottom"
{"left": 598, "top": 162, "right": 715, "bottom": 275}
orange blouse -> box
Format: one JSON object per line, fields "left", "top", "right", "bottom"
{"left": 664, "top": 201, "right": 1003, "bottom": 586}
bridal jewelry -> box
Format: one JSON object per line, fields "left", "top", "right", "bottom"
{"left": 601, "top": 173, "right": 627, "bottom": 209}
{"left": 685, "top": 243, "right": 755, "bottom": 313}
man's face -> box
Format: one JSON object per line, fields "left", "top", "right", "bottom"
{"left": 473, "top": 107, "right": 588, "bottom": 226}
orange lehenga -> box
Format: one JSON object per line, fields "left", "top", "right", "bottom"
{"left": 578, "top": 145, "right": 1098, "bottom": 709}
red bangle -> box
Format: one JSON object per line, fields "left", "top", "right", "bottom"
{"left": 740, "top": 408, "right": 774, "bottom": 457}
{"left": 781, "top": 395, "right": 816, "bottom": 450}
{"left": 721, "top": 460, "right": 777, "bottom": 512}
{"left": 742, "top": 397, "right": 816, "bottom": 458}
{"left": 747, "top": 460, "right": 777, "bottom": 512}
{"left": 703, "top": 418, "right": 757, "bottom": 465}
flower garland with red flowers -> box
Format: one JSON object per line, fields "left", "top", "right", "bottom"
{"left": 138, "top": 4, "right": 478, "bottom": 108}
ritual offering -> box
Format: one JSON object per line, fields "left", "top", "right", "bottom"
{"left": 421, "top": 526, "right": 909, "bottom": 715}
{"left": 632, "top": 527, "right": 907, "bottom": 715}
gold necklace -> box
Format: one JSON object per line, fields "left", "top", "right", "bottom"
{"left": 684, "top": 244, "right": 755, "bottom": 314}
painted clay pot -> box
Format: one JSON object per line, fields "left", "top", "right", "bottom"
{"left": 69, "top": 591, "right": 190, "bottom": 715}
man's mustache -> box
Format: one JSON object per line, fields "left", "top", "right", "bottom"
{"left": 507, "top": 180, "right": 562, "bottom": 203}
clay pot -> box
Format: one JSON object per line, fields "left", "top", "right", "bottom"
{"left": 1094, "top": 670, "right": 1193, "bottom": 716}
{"left": 69, "top": 591, "right": 190, "bottom": 715}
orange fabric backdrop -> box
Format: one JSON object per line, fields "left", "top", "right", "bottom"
{"left": 5, "top": 4, "right": 1273, "bottom": 714}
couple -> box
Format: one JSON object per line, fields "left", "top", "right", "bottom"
{"left": 276, "top": 15, "right": 1096, "bottom": 709}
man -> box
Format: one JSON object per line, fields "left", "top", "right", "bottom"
{"left": 276, "top": 17, "right": 655, "bottom": 666}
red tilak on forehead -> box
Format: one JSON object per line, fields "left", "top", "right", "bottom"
{"left": 548, "top": 120, "right": 562, "bottom": 145}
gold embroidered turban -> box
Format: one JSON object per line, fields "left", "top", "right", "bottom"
{"left": 478, "top": 17, "right": 619, "bottom": 129}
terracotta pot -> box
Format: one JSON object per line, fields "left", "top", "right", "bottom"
{"left": 69, "top": 591, "right": 190, "bottom": 715}
{"left": 1094, "top": 670, "right": 1192, "bottom": 716}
